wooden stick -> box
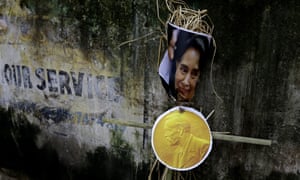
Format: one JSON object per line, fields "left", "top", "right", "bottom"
{"left": 102, "top": 118, "right": 273, "bottom": 146}
{"left": 213, "top": 131, "right": 231, "bottom": 134}
{"left": 102, "top": 118, "right": 153, "bottom": 129}
{"left": 212, "top": 133, "right": 273, "bottom": 146}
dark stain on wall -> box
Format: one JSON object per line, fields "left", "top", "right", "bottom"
{"left": 74, "top": 134, "right": 149, "bottom": 180}
{"left": 266, "top": 171, "right": 299, "bottom": 180}
{"left": 0, "top": 107, "right": 149, "bottom": 179}
{"left": 0, "top": 107, "right": 67, "bottom": 179}
{"left": 192, "top": 0, "right": 300, "bottom": 179}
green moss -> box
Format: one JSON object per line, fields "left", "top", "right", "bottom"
{"left": 110, "top": 128, "right": 133, "bottom": 160}
{"left": 21, "top": 0, "right": 134, "bottom": 49}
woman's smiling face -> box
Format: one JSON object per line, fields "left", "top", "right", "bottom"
{"left": 175, "top": 47, "right": 200, "bottom": 101}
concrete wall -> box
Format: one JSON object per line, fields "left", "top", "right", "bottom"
{"left": 194, "top": 0, "right": 300, "bottom": 179}
{"left": 0, "top": 0, "right": 299, "bottom": 179}
{"left": 0, "top": 0, "right": 165, "bottom": 179}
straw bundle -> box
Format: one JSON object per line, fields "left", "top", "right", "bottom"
{"left": 165, "top": 0, "right": 214, "bottom": 35}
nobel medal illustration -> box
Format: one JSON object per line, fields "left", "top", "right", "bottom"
{"left": 151, "top": 106, "right": 212, "bottom": 171}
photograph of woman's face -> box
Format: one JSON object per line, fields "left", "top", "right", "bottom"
{"left": 158, "top": 23, "right": 211, "bottom": 102}
{"left": 175, "top": 47, "right": 200, "bottom": 101}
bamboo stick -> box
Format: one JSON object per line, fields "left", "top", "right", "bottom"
{"left": 102, "top": 118, "right": 273, "bottom": 146}
{"left": 102, "top": 118, "right": 153, "bottom": 129}
{"left": 212, "top": 133, "right": 273, "bottom": 146}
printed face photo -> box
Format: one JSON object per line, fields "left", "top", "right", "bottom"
{"left": 158, "top": 23, "right": 212, "bottom": 102}
{"left": 151, "top": 106, "right": 212, "bottom": 171}
{"left": 175, "top": 47, "right": 201, "bottom": 101}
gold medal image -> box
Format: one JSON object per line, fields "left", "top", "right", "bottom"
{"left": 151, "top": 106, "right": 212, "bottom": 171}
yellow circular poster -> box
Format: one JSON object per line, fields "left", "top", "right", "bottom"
{"left": 151, "top": 106, "right": 212, "bottom": 171}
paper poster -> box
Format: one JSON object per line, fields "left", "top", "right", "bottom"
{"left": 151, "top": 106, "right": 212, "bottom": 171}
{"left": 159, "top": 23, "right": 213, "bottom": 102}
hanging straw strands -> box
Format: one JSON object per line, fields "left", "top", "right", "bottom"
{"left": 165, "top": 0, "right": 188, "bottom": 12}
{"left": 168, "top": 7, "right": 214, "bottom": 34}
{"left": 165, "top": 0, "right": 214, "bottom": 35}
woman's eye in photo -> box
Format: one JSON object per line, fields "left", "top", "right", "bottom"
{"left": 191, "top": 70, "right": 199, "bottom": 78}
{"left": 180, "top": 65, "right": 188, "bottom": 74}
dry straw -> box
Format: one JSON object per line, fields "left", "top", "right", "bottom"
{"left": 164, "top": 0, "right": 214, "bottom": 35}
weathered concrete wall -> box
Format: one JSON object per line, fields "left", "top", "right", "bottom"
{"left": 0, "top": 0, "right": 299, "bottom": 179}
{"left": 0, "top": 0, "right": 166, "bottom": 179}
{"left": 193, "top": 0, "right": 300, "bottom": 179}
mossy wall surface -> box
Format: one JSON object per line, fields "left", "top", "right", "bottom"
{"left": 0, "top": 0, "right": 299, "bottom": 179}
